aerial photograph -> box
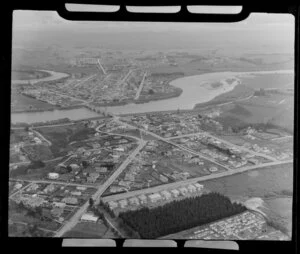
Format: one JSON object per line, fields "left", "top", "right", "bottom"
{"left": 9, "top": 9, "right": 294, "bottom": 240}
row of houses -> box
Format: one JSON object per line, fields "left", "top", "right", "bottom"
{"left": 107, "top": 183, "right": 204, "bottom": 210}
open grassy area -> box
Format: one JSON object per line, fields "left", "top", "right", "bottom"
{"left": 11, "top": 92, "right": 56, "bottom": 112}
{"left": 240, "top": 73, "right": 293, "bottom": 90}
{"left": 63, "top": 222, "right": 109, "bottom": 238}
{"left": 37, "top": 123, "right": 96, "bottom": 157}
{"left": 11, "top": 70, "right": 51, "bottom": 80}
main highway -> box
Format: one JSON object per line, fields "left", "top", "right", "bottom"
{"left": 101, "top": 159, "right": 293, "bottom": 203}
{"left": 134, "top": 71, "right": 147, "bottom": 100}
{"left": 54, "top": 139, "right": 146, "bottom": 237}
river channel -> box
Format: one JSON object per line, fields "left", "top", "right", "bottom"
{"left": 11, "top": 69, "right": 293, "bottom": 124}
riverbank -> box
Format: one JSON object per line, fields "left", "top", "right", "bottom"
{"left": 11, "top": 70, "right": 51, "bottom": 81}
{"left": 11, "top": 70, "right": 69, "bottom": 85}
{"left": 11, "top": 69, "right": 293, "bottom": 123}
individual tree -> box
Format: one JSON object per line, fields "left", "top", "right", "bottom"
{"left": 81, "top": 160, "right": 89, "bottom": 168}
{"left": 89, "top": 198, "right": 94, "bottom": 207}
{"left": 66, "top": 165, "right": 73, "bottom": 173}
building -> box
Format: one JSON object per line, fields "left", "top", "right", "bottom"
{"left": 108, "top": 201, "right": 118, "bottom": 210}
{"left": 171, "top": 189, "right": 180, "bottom": 198}
{"left": 48, "top": 172, "right": 59, "bottom": 180}
{"left": 96, "top": 167, "right": 107, "bottom": 173}
{"left": 81, "top": 213, "right": 99, "bottom": 223}
{"left": 113, "top": 147, "right": 125, "bottom": 152}
{"left": 33, "top": 137, "right": 42, "bottom": 144}
{"left": 76, "top": 186, "right": 87, "bottom": 191}
{"left": 209, "top": 166, "right": 218, "bottom": 172}
{"left": 187, "top": 184, "right": 197, "bottom": 193}
{"left": 62, "top": 197, "right": 78, "bottom": 205}
{"left": 159, "top": 174, "right": 169, "bottom": 183}
{"left": 14, "top": 182, "right": 23, "bottom": 190}
{"left": 53, "top": 202, "right": 66, "bottom": 208}
{"left": 70, "top": 164, "right": 80, "bottom": 170}
{"left": 148, "top": 193, "right": 162, "bottom": 203}
{"left": 179, "top": 187, "right": 188, "bottom": 196}
{"left": 43, "top": 184, "right": 56, "bottom": 193}
{"left": 161, "top": 190, "right": 172, "bottom": 200}
{"left": 87, "top": 172, "right": 100, "bottom": 183}
{"left": 138, "top": 194, "right": 148, "bottom": 204}
{"left": 128, "top": 197, "right": 140, "bottom": 206}
{"left": 51, "top": 207, "right": 64, "bottom": 217}
{"left": 194, "top": 183, "right": 204, "bottom": 191}
{"left": 71, "top": 191, "right": 82, "bottom": 196}
{"left": 119, "top": 199, "right": 128, "bottom": 208}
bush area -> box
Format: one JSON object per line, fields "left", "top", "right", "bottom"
{"left": 39, "top": 125, "right": 95, "bottom": 157}
{"left": 119, "top": 192, "right": 246, "bottom": 238}
{"left": 22, "top": 145, "right": 53, "bottom": 161}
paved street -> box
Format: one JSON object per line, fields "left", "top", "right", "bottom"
{"left": 102, "top": 159, "right": 293, "bottom": 202}
{"left": 54, "top": 140, "right": 146, "bottom": 237}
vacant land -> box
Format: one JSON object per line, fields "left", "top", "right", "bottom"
{"left": 63, "top": 222, "right": 109, "bottom": 238}
{"left": 240, "top": 73, "right": 293, "bottom": 90}
{"left": 11, "top": 91, "right": 56, "bottom": 112}
{"left": 194, "top": 84, "right": 254, "bottom": 109}
{"left": 37, "top": 123, "right": 96, "bottom": 157}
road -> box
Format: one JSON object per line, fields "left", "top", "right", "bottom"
{"left": 134, "top": 71, "right": 147, "bottom": 100}
{"left": 272, "top": 135, "right": 293, "bottom": 141}
{"left": 9, "top": 179, "right": 96, "bottom": 198}
{"left": 73, "top": 74, "right": 98, "bottom": 89}
{"left": 46, "top": 89, "right": 88, "bottom": 104}
{"left": 90, "top": 73, "right": 112, "bottom": 94}
{"left": 118, "top": 70, "right": 133, "bottom": 88}
{"left": 32, "top": 129, "right": 52, "bottom": 145}
{"left": 101, "top": 159, "right": 293, "bottom": 202}
{"left": 115, "top": 119, "right": 231, "bottom": 170}
{"left": 95, "top": 124, "right": 141, "bottom": 142}
{"left": 166, "top": 131, "right": 278, "bottom": 162}
{"left": 10, "top": 156, "right": 64, "bottom": 167}
{"left": 97, "top": 59, "right": 107, "bottom": 75}
{"left": 54, "top": 140, "right": 146, "bottom": 237}
{"left": 9, "top": 182, "right": 34, "bottom": 199}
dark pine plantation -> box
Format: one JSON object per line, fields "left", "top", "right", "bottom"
{"left": 119, "top": 192, "right": 247, "bottom": 239}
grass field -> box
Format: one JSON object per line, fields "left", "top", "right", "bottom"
{"left": 11, "top": 92, "right": 56, "bottom": 112}
{"left": 240, "top": 73, "right": 293, "bottom": 90}
{"left": 63, "top": 222, "right": 109, "bottom": 238}
{"left": 215, "top": 92, "right": 293, "bottom": 133}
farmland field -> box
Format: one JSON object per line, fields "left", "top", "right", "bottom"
{"left": 239, "top": 73, "right": 293, "bottom": 90}
{"left": 11, "top": 92, "right": 56, "bottom": 112}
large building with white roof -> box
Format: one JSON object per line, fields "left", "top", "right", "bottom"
{"left": 81, "top": 213, "right": 99, "bottom": 223}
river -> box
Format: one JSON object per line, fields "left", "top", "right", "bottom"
{"left": 11, "top": 69, "right": 293, "bottom": 124}
{"left": 11, "top": 70, "right": 69, "bottom": 85}
{"left": 11, "top": 107, "right": 100, "bottom": 124}
{"left": 102, "top": 69, "right": 293, "bottom": 114}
